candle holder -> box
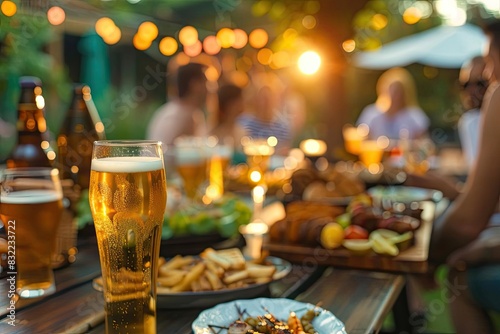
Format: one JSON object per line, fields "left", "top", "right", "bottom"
{"left": 239, "top": 220, "right": 269, "bottom": 260}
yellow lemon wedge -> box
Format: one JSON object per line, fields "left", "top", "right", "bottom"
{"left": 320, "top": 222, "right": 345, "bottom": 249}
{"left": 342, "top": 239, "right": 373, "bottom": 256}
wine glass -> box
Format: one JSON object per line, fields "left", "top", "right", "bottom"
{"left": 241, "top": 136, "right": 275, "bottom": 218}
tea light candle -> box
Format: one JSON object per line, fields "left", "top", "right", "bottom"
{"left": 239, "top": 220, "right": 269, "bottom": 259}
{"left": 299, "top": 139, "right": 327, "bottom": 157}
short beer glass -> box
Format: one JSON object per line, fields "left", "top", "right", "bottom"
{"left": 89, "top": 141, "right": 167, "bottom": 334}
{"left": 174, "top": 136, "right": 208, "bottom": 200}
{"left": 0, "top": 167, "right": 63, "bottom": 298}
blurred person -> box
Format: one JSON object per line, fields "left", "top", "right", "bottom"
{"left": 209, "top": 83, "right": 247, "bottom": 164}
{"left": 146, "top": 63, "right": 208, "bottom": 146}
{"left": 237, "top": 83, "right": 291, "bottom": 155}
{"left": 356, "top": 67, "right": 430, "bottom": 140}
{"left": 457, "top": 56, "right": 489, "bottom": 169}
{"left": 209, "top": 84, "right": 246, "bottom": 146}
{"left": 429, "top": 20, "right": 500, "bottom": 334}
{"left": 279, "top": 80, "right": 307, "bottom": 145}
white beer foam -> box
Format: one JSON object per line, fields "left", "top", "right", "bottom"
{"left": 91, "top": 156, "right": 163, "bottom": 173}
{"left": 175, "top": 150, "right": 206, "bottom": 165}
{"left": 0, "top": 189, "right": 62, "bottom": 204}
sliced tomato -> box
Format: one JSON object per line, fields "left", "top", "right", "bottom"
{"left": 344, "top": 225, "right": 369, "bottom": 240}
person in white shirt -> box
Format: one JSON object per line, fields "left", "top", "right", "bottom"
{"left": 356, "top": 67, "right": 430, "bottom": 140}
{"left": 457, "top": 56, "right": 489, "bottom": 169}
{"left": 146, "top": 63, "right": 208, "bottom": 146}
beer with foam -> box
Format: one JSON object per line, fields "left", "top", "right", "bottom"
{"left": 89, "top": 155, "right": 166, "bottom": 334}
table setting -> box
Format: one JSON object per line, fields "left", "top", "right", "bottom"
{"left": 0, "top": 134, "right": 450, "bottom": 334}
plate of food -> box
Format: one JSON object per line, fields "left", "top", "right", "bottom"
{"left": 93, "top": 248, "right": 292, "bottom": 309}
{"left": 191, "top": 297, "right": 346, "bottom": 334}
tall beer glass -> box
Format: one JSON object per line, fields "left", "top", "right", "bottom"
{"left": 0, "top": 168, "right": 63, "bottom": 298}
{"left": 89, "top": 141, "right": 166, "bottom": 334}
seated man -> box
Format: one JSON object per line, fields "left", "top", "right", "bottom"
{"left": 147, "top": 62, "right": 208, "bottom": 146}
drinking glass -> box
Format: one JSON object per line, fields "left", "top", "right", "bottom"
{"left": 173, "top": 136, "right": 208, "bottom": 201}
{"left": 89, "top": 141, "right": 167, "bottom": 334}
{"left": 342, "top": 124, "right": 369, "bottom": 156}
{"left": 403, "top": 138, "right": 435, "bottom": 175}
{"left": 204, "top": 136, "right": 233, "bottom": 202}
{"left": 0, "top": 167, "right": 63, "bottom": 298}
{"left": 241, "top": 136, "right": 275, "bottom": 186}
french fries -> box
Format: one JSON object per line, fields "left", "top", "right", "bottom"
{"left": 157, "top": 248, "right": 277, "bottom": 293}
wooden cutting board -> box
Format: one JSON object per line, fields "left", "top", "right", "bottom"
{"left": 264, "top": 200, "right": 445, "bottom": 274}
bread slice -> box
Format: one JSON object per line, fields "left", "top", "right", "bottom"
{"left": 201, "top": 248, "right": 246, "bottom": 270}
{"left": 214, "top": 248, "right": 246, "bottom": 270}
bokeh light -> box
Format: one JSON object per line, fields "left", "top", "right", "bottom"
{"left": 103, "top": 26, "right": 121, "bottom": 45}
{"left": 371, "top": 13, "right": 388, "bottom": 30}
{"left": 298, "top": 51, "right": 321, "bottom": 75}
{"left": 138, "top": 21, "right": 158, "bottom": 41}
{"left": 133, "top": 34, "right": 152, "bottom": 50}
{"left": 1, "top": 1, "right": 16, "bottom": 17}
{"left": 47, "top": 6, "right": 65, "bottom": 25}
{"left": 268, "top": 136, "right": 278, "bottom": 147}
{"left": 95, "top": 17, "right": 116, "bottom": 39}
{"left": 257, "top": 48, "right": 273, "bottom": 65}
{"left": 342, "top": 39, "right": 356, "bottom": 53}
{"left": 179, "top": 26, "right": 198, "bottom": 46}
{"left": 203, "top": 35, "right": 221, "bottom": 55}
{"left": 233, "top": 29, "right": 248, "bottom": 49}
{"left": 205, "top": 66, "right": 220, "bottom": 82}
{"left": 159, "top": 36, "right": 178, "bottom": 56}
{"left": 249, "top": 28, "right": 268, "bottom": 49}
{"left": 302, "top": 15, "right": 316, "bottom": 29}
{"left": 184, "top": 40, "right": 202, "bottom": 57}
{"left": 403, "top": 7, "right": 422, "bottom": 25}
{"left": 216, "top": 28, "right": 235, "bottom": 48}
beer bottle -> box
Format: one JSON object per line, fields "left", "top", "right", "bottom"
{"left": 52, "top": 84, "right": 105, "bottom": 269}
{"left": 6, "top": 76, "right": 55, "bottom": 168}
{"left": 57, "top": 84, "right": 105, "bottom": 189}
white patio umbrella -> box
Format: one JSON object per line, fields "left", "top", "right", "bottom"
{"left": 352, "top": 23, "right": 487, "bottom": 69}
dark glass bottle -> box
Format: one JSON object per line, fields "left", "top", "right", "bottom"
{"left": 52, "top": 84, "right": 105, "bottom": 269}
{"left": 6, "top": 76, "right": 54, "bottom": 168}
{"left": 57, "top": 84, "right": 105, "bottom": 189}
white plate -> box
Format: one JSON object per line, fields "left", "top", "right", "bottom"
{"left": 192, "top": 297, "right": 346, "bottom": 334}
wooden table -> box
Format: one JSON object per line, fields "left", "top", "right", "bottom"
{"left": 0, "top": 240, "right": 407, "bottom": 333}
